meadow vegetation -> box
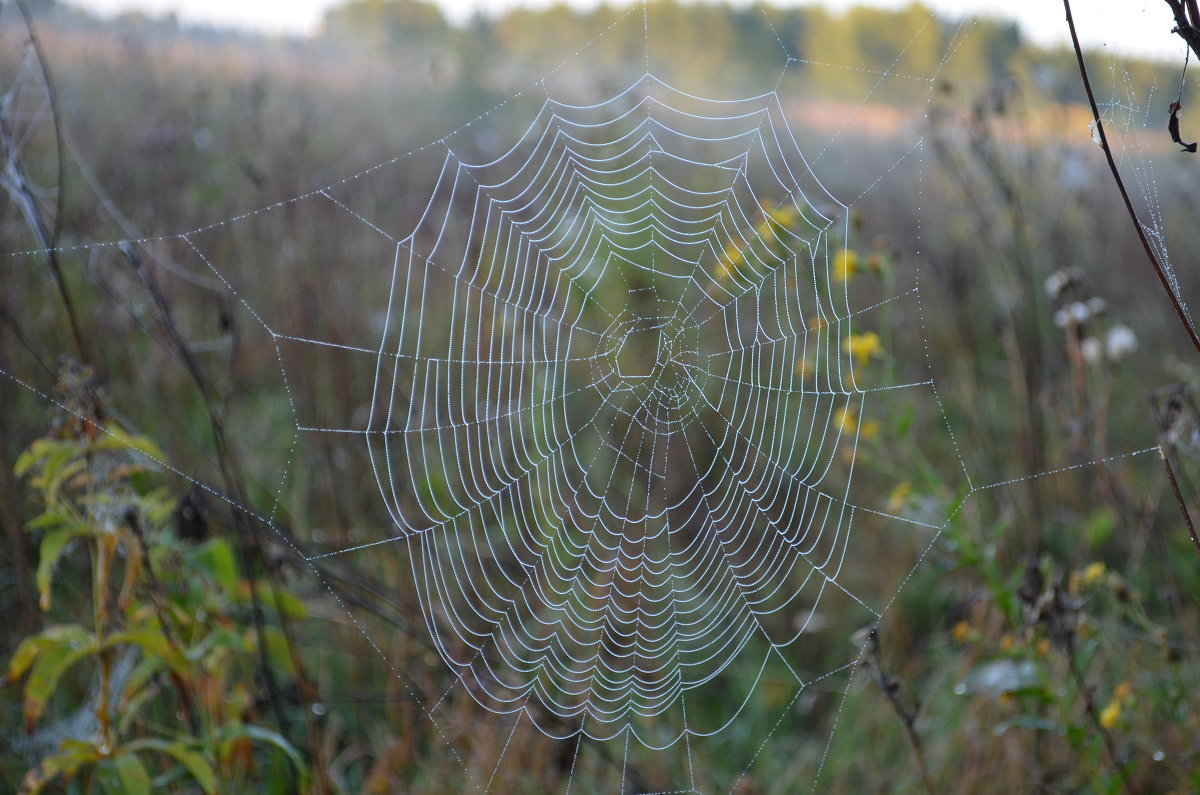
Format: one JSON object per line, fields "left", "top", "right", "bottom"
{"left": 2, "top": 1, "right": 1200, "bottom": 791}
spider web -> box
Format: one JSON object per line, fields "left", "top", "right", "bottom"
{"left": 1, "top": 2, "right": 1176, "bottom": 792}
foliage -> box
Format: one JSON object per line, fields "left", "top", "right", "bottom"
{"left": 3, "top": 374, "right": 307, "bottom": 794}
{"left": 2, "top": 1, "right": 1200, "bottom": 792}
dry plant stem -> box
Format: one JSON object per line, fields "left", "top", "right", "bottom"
{"left": 867, "top": 632, "right": 935, "bottom": 795}
{"left": 1, "top": 2, "right": 88, "bottom": 366}
{"left": 1158, "top": 447, "right": 1200, "bottom": 557}
{"left": 1062, "top": 0, "right": 1200, "bottom": 357}
{"left": 1165, "top": 1, "right": 1200, "bottom": 57}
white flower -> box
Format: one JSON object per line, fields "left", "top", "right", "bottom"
{"left": 1045, "top": 272, "right": 1067, "bottom": 299}
{"left": 1086, "top": 297, "right": 1107, "bottom": 315}
{"left": 1106, "top": 325, "right": 1137, "bottom": 361}
{"left": 1054, "top": 301, "right": 1091, "bottom": 328}
{"left": 1080, "top": 337, "right": 1103, "bottom": 365}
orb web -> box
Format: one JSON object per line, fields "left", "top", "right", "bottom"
{"left": 339, "top": 76, "right": 884, "bottom": 742}
{"left": 5, "top": 2, "right": 1174, "bottom": 791}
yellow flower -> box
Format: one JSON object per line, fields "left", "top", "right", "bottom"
{"left": 835, "top": 407, "right": 857, "bottom": 433}
{"left": 999, "top": 633, "right": 1014, "bottom": 651}
{"left": 1115, "top": 681, "right": 1133, "bottom": 701}
{"left": 951, "top": 620, "right": 970, "bottom": 642}
{"left": 833, "top": 247, "right": 858, "bottom": 282}
{"left": 755, "top": 218, "right": 776, "bottom": 244}
{"left": 844, "top": 331, "right": 884, "bottom": 368}
{"left": 1082, "top": 561, "right": 1106, "bottom": 585}
{"left": 715, "top": 241, "right": 743, "bottom": 281}
{"left": 1099, "top": 699, "right": 1121, "bottom": 729}
{"left": 861, "top": 419, "right": 880, "bottom": 440}
{"left": 886, "top": 482, "right": 912, "bottom": 513}
{"left": 765, "top": 202, "right": 797, "bottom": 231}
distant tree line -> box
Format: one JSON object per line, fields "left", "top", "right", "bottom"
{"left": 318, "top": 0, "right": 1176, "bottom": 105}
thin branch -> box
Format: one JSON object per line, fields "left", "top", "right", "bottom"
{"left": 1062, "top": 0, "right": 1200, "bottom": 357}
{"left": 1, "top": 1, "right": 88, "bottom": 365}
{"left": 1159, "top": 446, "right": 1200, "bottom": 557}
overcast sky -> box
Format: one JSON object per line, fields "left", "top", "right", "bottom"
{"left": 66, "top": 0, "right": 1187, "bottom": 61}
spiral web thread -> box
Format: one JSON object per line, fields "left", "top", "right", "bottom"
{"left": 0, "top": 2, "right": 1172, "bottom": 791}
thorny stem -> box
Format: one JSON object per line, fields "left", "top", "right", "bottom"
{"left": 1061, "top": 0, "right": 1200, "bottom": 357}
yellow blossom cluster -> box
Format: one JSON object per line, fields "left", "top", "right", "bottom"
{"left": 1100, "top": 681, "right": 1134, "bottom": 729}
{"left": 844, "top": 331, "right": 884, "bottom": 368}
{"left": 834, "top": 406, "right": 879, "bottom": 440}
{"left": 713, "top": 200, "right": 801, "bottom": 282}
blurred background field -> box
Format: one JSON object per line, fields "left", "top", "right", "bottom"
{"left": 3, "top": 1, "right": 1200, "bottom": 792}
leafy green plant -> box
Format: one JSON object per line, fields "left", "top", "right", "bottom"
{"left": 4, "top": 395, "right": 307, "bottom": 794}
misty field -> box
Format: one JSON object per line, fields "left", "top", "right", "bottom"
{"left": 3, "top": 2, "right": 1200, "bottom": 793}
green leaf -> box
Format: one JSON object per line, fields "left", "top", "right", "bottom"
{"left": 36, "top": 526, "right": 90, "bottom": 612}
{"left": 113, "top": 750, "right": 152, "bottom": 795}
{"left": 190, "top": 538, "right": 239, "bottom": 596}
{"left": 257, "top": 582, "right": 308, "bottom": 620}
{"left": 107, "top": 627, "right": 189, "bottom": 679}
{"left": 127, "top": 739, "right": 217, "bottom": 795}
{"left": 20, "top": 739, "right": 102, "bottom": 795}
{"left": 263, "top": 627, "right": 297, "bottom": 678}
{"left": 95, "top": 424, "right": 166, "bottom": 465}
{"left": 3, "top": 624, "right": 93, "bottom": 687}
{"left": 23, "top": 634, "right": 97, "bottom": 730}
{"left": 218, "top": 723, "right": 308, "bottom": 783}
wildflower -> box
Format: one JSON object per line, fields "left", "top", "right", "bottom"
{"left": 1045, "top": 267, "right": 1083, "bottom": 300}
{"left": 1079, "top": 337, "right": 1103, "bottom": 365}
{"left": 886, "top": 482, "right": 912, "bottom": 513}
{"left": 1114, "top": 681, "right": 1133, "bottom": 701}
{"left": 755, "top": 218, "right": 776, "bottom": 245}
{"left": 951, "top": 620, "right": 970, "bottom": 642}
{"left": 1000, "top": 634, "right": 1014, "bottom": 651}
{"left": 1082, "top": 561, "right": 1106, "bottom": 585}
{"left": 715, "top": 241, "right": 743, "bottom": 281}
{"left": 763, "top": 199, "right": 797, "bottom": 228}
{"left": 833, "top": 247, "right": 858, "bottom": 283}
{"left": 1045, "top": 271, "right": 1068, "bottom": 299}
{"left": 1106, "top": 325, "right": 1137, "bottom": 361}
{"left": 844, "top": 331, "right": 883, "bottom": 367}
{"left": 1054, "top": 301, "right": 1091, "bottom": 328}
{"left": 834, "top": 407, "right": 876, "bottom": 439}
{"left": 1099, "top": 699, "right": 1121, "bottom": 729}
